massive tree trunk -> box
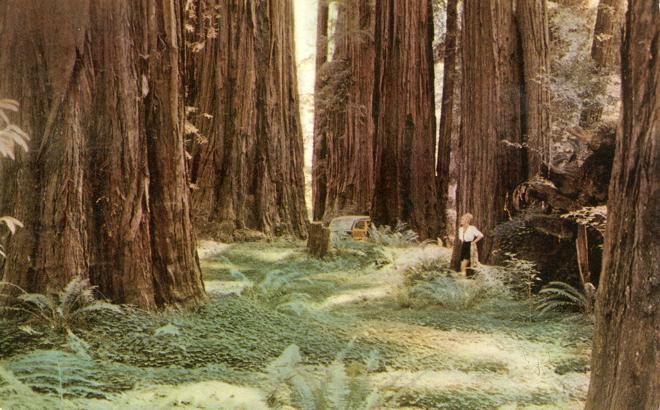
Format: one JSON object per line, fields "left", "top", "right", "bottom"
{"left": 371, "top": 0, "right": 440, "bottom": 239}
{"left": 313, "top": 0, "right": 376, "bottom": 221}
{"left": 517, "top": 0, "right": 552, "bottom": 176}
{"left": 586, "top": 1, "right": 659, "bottom": 408}
{"left": 579, "top": 0, "right": 625, "bottom": 128}
{"left": 452, "top": 0, "right": 526, "bottom": 266}
{"left": 312, "top": 0, "right": 330, "bottom": 221}
{"left": 436, "top": 0, "right": 459, "bottom": 241}
{"left": 187, "top": 0, "right": 308, "bottom": 239}
{"left": 0, "top": 0, "right": 206, "bottom": 309}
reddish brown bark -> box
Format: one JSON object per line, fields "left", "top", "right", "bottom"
{"left": 312, "top": 1, "right": 330, "bottom": 221}
{"left": 575, "top": 224, "right": 591, "bottom": 286}
{"left": 371, "top": 0, "right": 440, "bottom": 239}
{"left": 0, "top": 0, "right": 206, "bottom": 309}
{"left": 518, "top": 0, "right": 552, "bottom": 176}
{"left": 586, "top": 1, "right": 659, "bottom": 407}
{"left": 436, "top": 0, "right": 459, "bottom": 240}
{"left": 452, "top": 0, "right": 526, "bottom": 267}
{"left": 187, "top": 0, "right": 308, "bottom": 239}
{"left": 313, "top": 0, "right": 376, "bottom": 221}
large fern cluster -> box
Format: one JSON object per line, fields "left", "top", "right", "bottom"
{"left": 0, "top": 277, "right": 121, "bottom": 332}
{"left": 0, "top": 332, "right": 113, "bottom": 408}
{"left": 266, "top": 344, "right": 382, "bottom": 410}
{"left": 537, "top": 281, "right": 590, "bottom": 314}
{"left": 367, "top": 221, "right": 419, "bottom": 247}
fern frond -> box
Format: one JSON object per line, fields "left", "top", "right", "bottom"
{"left": 322, "top": 360, "right": 349, "bottom": 409}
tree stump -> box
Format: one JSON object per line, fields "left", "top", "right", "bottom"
{"left": 307, "top": 222, "right": 330, "bottom": 258}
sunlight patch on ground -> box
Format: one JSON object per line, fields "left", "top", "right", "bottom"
{"left": 87, "top": 381, "right": 268, "bottom": 410}
{"left": 197, "top": 240, "right": 231, "bottom": 259}
{"left": 390, "top": 244, "right": 451, "bottom": 272}
{"left": 359, "top": 319, "right": 589, "bottom": 406}
{"left": 204, "top": 280, "right": 250, "bottom": 296}
{"left": 319, "top": 244, "right": 449, "bottom": 308}
{"left": 321, "top": 284, "right": 393, "bottom": 308}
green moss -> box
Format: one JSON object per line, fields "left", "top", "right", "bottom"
{"left": 396, "top": 388, "right": 558, "bottom": 409}
{"left": 553, "top": 356, "right": 590, "bottom": 375}
{"left": 78, "top": 296, "right": 398, "bottom": 373}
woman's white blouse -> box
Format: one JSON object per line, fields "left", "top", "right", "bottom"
{"left": 459, "top": 225, "right": 483, "bottom": 242}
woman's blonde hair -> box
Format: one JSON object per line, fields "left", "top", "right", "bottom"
{"left": 460, "top": 213, "right": 473, "bottom": 227}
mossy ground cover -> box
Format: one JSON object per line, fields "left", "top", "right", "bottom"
{"left": 0, "top": 239, "right": 591, "bottom": 409}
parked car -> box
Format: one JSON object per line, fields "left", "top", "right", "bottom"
{"left": 328, "top": 215, "right": 371, "bottom": 241}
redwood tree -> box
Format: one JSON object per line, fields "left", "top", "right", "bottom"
{"left": 0, "top": 0, "right": 206, "bottom": 309}
{"left": 518, "top": 0, "right": 552, "bottom": 176}
{"left": 312, "top": 0, "right": 376, "bottom": 221}
{"left": 452, "top": 0, "right": 526, "bottom": 264}
{"left": 586, "top": 1, "right": 659, "bottom": 407}
{"left": 312, "top": 0, "right": 330, "bottom": 221}
{"left": 580, "top": 0, "right": 625, "bottom": 128}
{"left": 436, "top": 0, "right": 459, "bottom": 240}
{"left": 187, "top": 0, "right": 308, "bottom": 238}
{"left": 452, "top": 0, "right": 552, "bottom": 265}
{"left": 371, "top": 0, "right": 441, "bottom": 239}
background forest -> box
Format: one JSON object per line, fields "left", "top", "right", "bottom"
{"left": 0, "top": 0, "right": 657, "bottom": 409}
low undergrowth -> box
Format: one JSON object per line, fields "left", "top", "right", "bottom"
{"left": 0, "top": 239, "right": 592, "bottom": 409}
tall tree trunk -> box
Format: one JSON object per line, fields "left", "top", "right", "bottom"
{"left": 312, "top": 0, "right": 330, "bottom": 221}
{"left": 517, "top": 0, "right": 552, "bottom": 176}
{"left": 0, "top": 0, "right": 206, "bottom": 309}
{"left": 579, "top": 0, "right": 625, "bottom": 128}
{"left": 313, "top": 0, "right": 375, "bottom": 221}
{"left": 187, "top": 0, "right": 308, "bottom": 239}
{"left": 436, "top": 0, "right": 459, "bottom": 241}
{"left": 452, "top": 0, "right": 526, "bottom": 267}
{"left": 585, "top": 1, "right": 659, "bottom": 408}
{"left": 371, "top": 0, "right": 440, "bottom": 239}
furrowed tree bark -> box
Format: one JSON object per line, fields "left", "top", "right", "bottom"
{"left": 579, "top": 0, "right": 625, "bottom": 128}
{"left": 436, "top": 0, "right": 459, "bottom": 241}
{"left": 314, "top": 0, "right": 375, "bottom": 221}
{"left": 585, "top": 1, "right": 659, "bottom": 408}
{"left": 187, "top": 0, "right": 308, "bottom": 239}
{"left": 312, "top": 0, "right": 330, "bottom": 221}
{"left": 517, "top": 0, "right": 552, "bottom": 176}
{"left": 372, "top": 0, "right": 440, "bottom": 239}
{"left": 451, "top": 0, "right": 526, "bottom": 267}
{"left": 0, "top": 0, "right": 206, "bottom": 309}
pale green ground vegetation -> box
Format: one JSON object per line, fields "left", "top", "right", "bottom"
{"left": 1, "top": 238, "right": 591, "bottom": 409}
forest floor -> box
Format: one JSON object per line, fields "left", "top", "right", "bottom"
{"left": 0, "top": 239, "right": 592, "bottom": 409}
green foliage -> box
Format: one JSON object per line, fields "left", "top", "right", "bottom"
{"left": 76, "top": 296, "right": 391, "bottom": 372}
{"left": 537, "top": 281, "right": 590, "bottom": 314}
{"left": 410, "top": 275, "right": 501, "bottom": 310}
{"left": 561, "top": 206, "right": 607, "bottom": 236}
{"left": 0, "top": 365, "right": 63, "bottom": 410}
{"left": 402, "top": 258, "right": 455, "bottom": 287}
{"left": 395, "top": 257, "right": 509, "bottom": 310}
{"left": 0, "top": 277, "right": 121, "bottom": 332}
{"left": 0, "top": 332, "right": 109, "bottom": 410}
{"left": 478, "top": 253, "right": 542, "bottom": 299}
{"left": 553, "top": 356, "right": 590, "bottom": 375}
{"left": 367, "top": 221, "right": 419, "bottom": 247}
{"left": 266, "top": 344, "right": 383, "bottom": 410}
{"left": 396, "top": 388, "right": 559, "bottom": 410}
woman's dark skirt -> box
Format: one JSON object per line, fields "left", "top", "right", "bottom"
{"left": 460, "top": 240, "right": 472, "bottom": 262}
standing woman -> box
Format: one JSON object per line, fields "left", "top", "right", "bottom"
{"left": 458, "top": 213, "right": 483, "bottom": 275}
